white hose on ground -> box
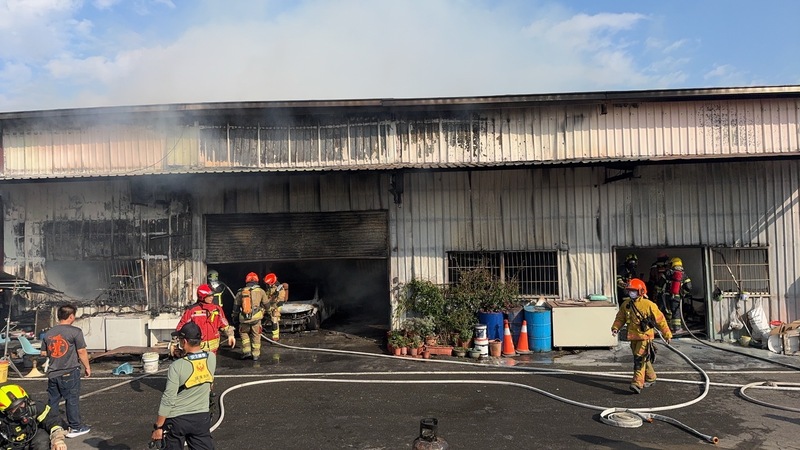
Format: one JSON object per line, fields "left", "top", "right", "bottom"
{"left": 232, "top": 334, "right": 718, "bottom": 442}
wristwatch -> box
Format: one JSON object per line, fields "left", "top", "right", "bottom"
{"left": 153, "top": 423, "right": 163, "bottom": 430}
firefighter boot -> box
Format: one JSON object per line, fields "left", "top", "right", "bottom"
{"left": 272, "top": 322, "right": 280, "bottom": 341}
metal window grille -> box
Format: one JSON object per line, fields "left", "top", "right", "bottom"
{"left": 95, "top": 259, "right": 147, "bottom": 306}
{"left": 446, "top": 251, "right": 559, "bottom": 297}
{"left": 711, "top": 248, "right": 769, "bottom": 294}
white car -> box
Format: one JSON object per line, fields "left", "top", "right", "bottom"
{"left": 273, "top": 284, "right": 335, "bottom": 332}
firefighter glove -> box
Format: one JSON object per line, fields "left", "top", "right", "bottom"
{"left": 50, "top": 426, "right": 67, "bottom": 450}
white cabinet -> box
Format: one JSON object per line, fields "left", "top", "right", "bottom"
{"left": 548, "top": 300, "right": 619, "bottom": 348}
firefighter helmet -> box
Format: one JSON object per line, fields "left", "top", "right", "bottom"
{"left": 245, "top": 272, "right": 259, "bottom": 283}
{"left": 207, "top": 270, "right": 219, "bottom": 283}
{"left": 625, "top": 253, "right": 638, "bottom": 263}
{"left": 0, "top": 385, "right": 32, "bottom": 421}
{"left": 263, "top": 273, "right": 277, "bottom": 286}
{"left": 669, "top": 257, "right": 683, "bottom": 268}
{"left": 625, "top": 278, "right": 647, "bottom": 296}
{"left": 196, "top": 284, "right": 213, "bottom": 300}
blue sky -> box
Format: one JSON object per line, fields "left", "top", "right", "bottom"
{"left": 1, "top": 0, "right": 799, "bottom": 112}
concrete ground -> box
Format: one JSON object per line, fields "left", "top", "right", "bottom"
{"left": 10, "top": 331, "right": 800, "bottom": 450}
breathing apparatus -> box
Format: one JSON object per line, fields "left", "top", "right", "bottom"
{"left": 0, "top": 385, "right": 37, "bottom": 445}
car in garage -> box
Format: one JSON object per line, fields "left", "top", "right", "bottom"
{"left": 272, "top": 283, "right": 335, "bottom": 332}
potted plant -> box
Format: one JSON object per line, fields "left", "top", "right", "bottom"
{"left": 409, "top": 335, "right": 423, "bottom": 356}
{"left": 450, "top": 267, "right": 520, "bottom": 341}
{"left": 387, "top": 330, "right": 405, "bottom": 356}
{"left": 452, "top": 346, "right": 468, "bottom": 357}
{"left": 402, "top": 317, "right": 437, "bottom": 347}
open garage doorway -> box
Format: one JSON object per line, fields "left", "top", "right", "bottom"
{"left": 205, "top": 259, "right": 389, "bottom": 340}
{"left": 614, "top": 247, "right": 708, "bottom": 338}
{"left": 204, "top": 211, "right": 391, "bottom": 341}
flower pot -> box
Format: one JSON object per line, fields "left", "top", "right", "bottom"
{"left": 452, "top": 348, "right": 467, "bottom": 357}
{"left": 409, "top": 347, "right": 419, "bottom": 356}
{"left": 401, "top": 347, "right": 408, "bottom": 356}
{"left": 422, "top": 351, "right": 431, "bottom": 359}
{"left": 393, "top": 347, "right": 402, "bottom": 356}
{"left": 489, "top": 339, "right": 502, "bottom": 357}
{"left": 468, "top": 349, "right": 482, "bottom": 359}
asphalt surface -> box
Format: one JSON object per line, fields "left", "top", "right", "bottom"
{"left": 10, "top": 331, "right": 800, "bottom": 450}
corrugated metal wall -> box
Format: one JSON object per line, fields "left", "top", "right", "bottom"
{"left": 3, "top": 98, "right": 798, "bottom": 178}
{"left": 389, "top": 160, "right": 800, "bottom": 325}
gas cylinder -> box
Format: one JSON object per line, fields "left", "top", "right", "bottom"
{"left": 412, "top": 418, "right": 449, "bottom": 450}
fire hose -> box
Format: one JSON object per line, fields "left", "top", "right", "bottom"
{"left": 231, "top": 333, "right": 720, "bottom": 444}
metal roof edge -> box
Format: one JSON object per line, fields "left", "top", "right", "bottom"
{"left": 2, "top": 85, "right": 799, "bottom": 120}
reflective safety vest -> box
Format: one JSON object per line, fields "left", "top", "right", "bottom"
{"left": 179, "top": 352, "right": 214, "bottom": 392}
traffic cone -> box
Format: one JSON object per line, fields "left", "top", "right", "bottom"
{"left": 516, "top": 320, "right": 531, "bottom": 354}
{"left": 501, "top": 319, "right": 517, "bottom": 357}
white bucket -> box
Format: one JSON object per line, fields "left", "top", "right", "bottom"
{"left": 142, "top": 352, "right": 160, "bottom": 374}
{"left": 474, "top": 337, "right": 489, "bottom": 357}
{"left": 474, "top": 324, "right": 488, "bottom": 340}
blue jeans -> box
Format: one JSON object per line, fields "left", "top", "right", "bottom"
{"left": 47, "top": 367, "right": 82, "bottom": 428}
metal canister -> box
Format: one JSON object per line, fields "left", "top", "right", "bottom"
{"left": 412, "top": 418, "right": 449, "bottom": 450}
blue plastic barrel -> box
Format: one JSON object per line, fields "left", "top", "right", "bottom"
{"left": 477, "top": 311, "right": 504, "bottom": 341}
{"left": 524, "top": 305, "right": 552, "bottom": 352}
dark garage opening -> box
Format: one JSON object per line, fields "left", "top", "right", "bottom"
{"left": 205, "top": 211, "right": 391, "bottom": 341}
{"left": 206, "top": 259, "right": 389, "bottom": 340}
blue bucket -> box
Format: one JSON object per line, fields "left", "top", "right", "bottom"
{"left": 477, "top": 312, "right": 504, "bottom": 341}
{"left": 524, "top": 305, "right": 552, "bottom": 352}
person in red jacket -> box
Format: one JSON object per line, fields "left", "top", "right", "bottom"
{"left": 175, "top": 284, "right": 235, "bottom": 354}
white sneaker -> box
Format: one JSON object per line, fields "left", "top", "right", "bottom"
{"left": 66, "top": 425, "right": 91, "bottom": 438}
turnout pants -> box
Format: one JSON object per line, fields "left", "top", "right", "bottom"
{"left": 239, "top": 321, "right": 263, "bottom": 358}
{"left": 630, "top": 340, "right": 657, "bottom": 389}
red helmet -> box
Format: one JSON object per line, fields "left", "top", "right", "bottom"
{"left": 245, "top": 272, "right": 259, "bottom": 283}
{"left": 196, "top": 284, "right": 213, "bottom": 300}
{"left": 626, "top": 278, "right": 647, "bottom": 296}
{"left": 263, "top": 273, "right": 277, "bottom": 286}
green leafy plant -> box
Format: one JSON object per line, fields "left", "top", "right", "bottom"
{"left": 388, "top": 330, "right": 406, "bottom": 348}
{"left": 399, "top": 278, "right": 447, "bottom": 318}
{"left": 451, "top": 267, "right": 521, "bottom": 313}
{"left": 402, "top": 317, "right": 436, "bottom": 340}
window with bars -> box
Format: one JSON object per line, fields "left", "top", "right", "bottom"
{"left": 446, "top": 251, "right": 559, "bottom": 297}
{"left": 710, "top": 248, "right": 769, "bottom": 294}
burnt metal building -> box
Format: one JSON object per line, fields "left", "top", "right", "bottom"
{"left": 0, "top": 86, "right": 799, "bottom": 346}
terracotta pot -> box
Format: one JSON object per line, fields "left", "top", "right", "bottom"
{"left": 489, "top": 339, "right": 502, "bottom": 357}
{"left": 401, "top": 347, "right": 408, "bottom": 356}
{"left": 409, "top": 347, "right": 419, "bottom": 356}
{"left": 393, "top": 347, "right": 402, "bottom": 356}
{"left": 422, "top": 351, "right": 431, "bottom": 359}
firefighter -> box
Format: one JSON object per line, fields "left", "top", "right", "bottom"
{"left": 611, "top": 278, "right": 672, "bottom": 394}
{"left": 174, "top": 284, "right": 235, "bottom": 355}
{"left": 648, "top": 252, "right": 671, "bottom": 313}
{"left": 263, "top": 273, "right": 288, "bottom": 341}
{"left": 615, "top": 253, "right": 639, "bottom": 304}
{"left": 664, "top": 257, "right": 693, "bottom": 333}
{"left": 233, "top": 272, "right": 270, "bottom": 361}
{"left": 0, "top": 384, "right": 68, "bottom": 450}
{"left": 206, "top": 269, "right": 236, "bottom": 329}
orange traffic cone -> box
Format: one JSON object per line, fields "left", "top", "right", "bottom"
{"left": 516, "top": 320, "right": 531, "bottom": 354}
{"left": 501, "top": 319, "right": 517, "bottom": 357}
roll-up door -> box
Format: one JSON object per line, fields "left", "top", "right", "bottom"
{"left": 205, "top": 211, "right": 388, "bottom": 264}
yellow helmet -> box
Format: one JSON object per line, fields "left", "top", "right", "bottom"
{"left": 0, "top": 384, "right": 31, "bottom": 419}
{"left": 669, "top": 257, "right": 683, "bottom": 268}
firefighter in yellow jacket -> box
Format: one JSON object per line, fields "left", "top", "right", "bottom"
{"left": 611, "top": 278, "right": 672, "bottom": 394}
{"left": 263, "top": 272, "right": 288, "bottom": 341}
{"left": 233, "top": 272, "right": 270, "bottom": 361}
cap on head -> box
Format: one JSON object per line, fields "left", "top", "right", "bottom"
{"left": 172, "top": 321, "right": 202, "bottom": 340}
{"left": 263, "top": 273, "right": 277, "bottom": 286}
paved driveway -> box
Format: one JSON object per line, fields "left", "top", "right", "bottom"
{"left": 12, "top": 333, "right": 800, "bottom": 450}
